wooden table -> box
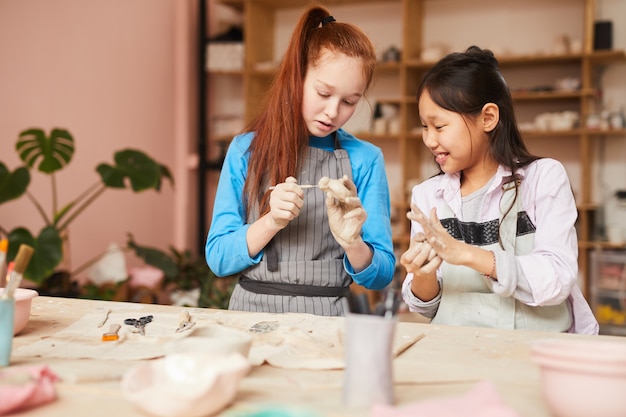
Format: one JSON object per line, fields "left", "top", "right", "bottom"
{"left": 6, "top": 296, "right": 620, "bottom": 416}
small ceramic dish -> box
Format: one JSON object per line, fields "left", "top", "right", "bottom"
{"left": 164, "top": 325, "right": 252, "bottom": 358}
{"left": 121, "top": 352, "right": 250, "bottom": 417}
{"left": 531, "top": 338, "right": 626, "bottom": 417}
{"left": 0, "top": 288, "right": 39, "bottom": 335}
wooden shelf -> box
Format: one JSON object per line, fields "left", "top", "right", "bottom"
{"left": 587, "top": 129, "right": 626, "bottom": 137}
{"left": 585, "top": 49, "right": 626, "bottom": 64}
{"left": 512, "top": 89, "right": 595, "bottom": 101}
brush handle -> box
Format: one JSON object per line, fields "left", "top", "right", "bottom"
{"left": 3, "top": 271, "right": 22, "bottom": 299}
{"left": 12, "top": 244, "right": 34, "bottom": 275}
{"left": 2, "top": 245, "right": 34, "bottom": 299}
{"left": 0, "top": 239, "right": 8, "bottom": 289}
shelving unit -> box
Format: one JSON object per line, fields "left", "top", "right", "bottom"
{"left": 201, "top": 0, "right": 626, "bottom": 296}
{"left": 590, "top": 249, "right": 626, "bottom": 335}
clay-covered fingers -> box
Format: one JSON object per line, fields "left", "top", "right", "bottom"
{"left": 406, "top": 204, "right": 439, "bottom": 235}
{"left": 272, "top": 176, "right": 305, "bottom": 196}
{"left": 400, "top": 239, "right": 440, "bottom": 275}
{"left": 325, "top": 199, "right": 366, "bottom": 247}
{"left": 268, "top": 177, "right": 304, "bottom": 229}
{"left": 332, "top": 206, "right": 367, "bottom": 246}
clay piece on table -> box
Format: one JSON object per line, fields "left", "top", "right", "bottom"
{"left": 121, "top": 352, "right": 250, "bottom": 417}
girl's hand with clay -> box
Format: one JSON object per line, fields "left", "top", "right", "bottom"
{"left": 268, "top": 176, "right": 304, "bottom": 231}
{"left": 319, "top": 175, "right": 366, "bottom": 247}
{"left": 407, "top": 204, "right": 470, "bottom": 266}
{"left": 400, "top": 231, "right": 441, "bottom": 276}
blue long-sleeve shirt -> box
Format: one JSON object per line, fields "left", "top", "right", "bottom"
{"left": 205, "top": 129, "right": 395, "bottom": 290}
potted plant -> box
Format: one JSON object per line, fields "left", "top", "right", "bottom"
{"left": 0, "top": 127, "right": 173, "bottom": 294}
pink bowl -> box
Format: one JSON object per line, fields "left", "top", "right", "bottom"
{"left": 1, "top": 288, "right": 39, "bottom": 335}
{"left": 531, "top": 338, "right": 626, "bottom": 417}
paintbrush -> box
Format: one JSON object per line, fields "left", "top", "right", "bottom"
{"left": 1, "top": 244, "right": 34, "bottom": 299}
{"left": 101, "top": 324, "right": 121, "bottom": 342}
{"left": 0, "top": 238, "right": 7, "bottom": 287}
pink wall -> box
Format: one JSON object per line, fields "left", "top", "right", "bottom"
{"left": 0, "top": 0, "right": 197, "bottom": 283}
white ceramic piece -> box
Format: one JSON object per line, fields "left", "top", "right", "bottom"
{"left": 121, "top": 352, "right": 250, "bottom": 417}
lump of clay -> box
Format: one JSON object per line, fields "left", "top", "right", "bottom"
{"left": 318, "top": 176, "right": 355, "bottom": 202}
{"left": 121, "top": 352, "right": 250, "bottom": 417}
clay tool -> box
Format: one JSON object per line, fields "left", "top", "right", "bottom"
{"left": 101, "top": 323, "right": 121, "bottom": 341}
{"left": 268, "top": 184, "right": 318, "bottom": 190}
{"left": 1, "top": 244, "right": 35, "bottom": 300}
{"left": 97, "top": 309, "right": 112, "bottom": 328}
{"left": 176, "top": 310, "right": 195, "bottom": 333}
{"left": 0, "top": 238, "right": 7, "bottom": 287}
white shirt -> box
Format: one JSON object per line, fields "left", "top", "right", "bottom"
{"left": 402, "top": 158, "right": 598, "bottom": 334}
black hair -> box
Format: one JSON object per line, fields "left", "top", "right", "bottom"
{"left": 417, "top": 45, "right": 539, "bottom": 174}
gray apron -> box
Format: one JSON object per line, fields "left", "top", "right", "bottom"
{"left": 229, "top": 136, "right": 353, "bottom": 316}
{"left": 432, "top": 178, "right": 572, "bottom": 331}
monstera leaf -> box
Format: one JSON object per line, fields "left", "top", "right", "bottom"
{"left": 0, "top": 128, "right": 174, "bottom": 291}
{"left": 96, "top": 149, "right": 174, "bottom": 192}
{"left": 0, "top": 163, "right": 30, "bottom": 204}
{"left": 16, "top": 128, "right": 75, "bottom": 174}
{"left": 7, "top": 226, "right": 63, "bottom": 285}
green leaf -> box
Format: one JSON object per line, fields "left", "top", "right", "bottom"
{"left": 127, "top": 235, "right": 179, "bottom": 279}
{"left": 7, "top": 226, "right": 63, "bottom": 285}
{"left": 16, "top": 128, "right": 75, "bottom": 174}
{"left": 0, "top": 163, "right": 30, "bottom": 204}
{"left": 97, "top": 149, "right": 169, "bottom": 192}
{"left": 95, "top": 164, "right": 125, "bottom": 188}
{"left": 156, "top": 164, "right": 175, "bottom": 191}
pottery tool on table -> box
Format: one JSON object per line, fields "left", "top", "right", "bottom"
{"left": 1, "top": 244, "right": 35, "bottom": 300}
{"left": 97, "top": 309, "right": 112, "bottom": 328}
{"left": 175, "top": 310, "right": 195, "bottom": 333}
{"left": 101, "top": 324, "right": 121, "bottom": 341}
{"left": 268, "top": 184, "right": 318, "bottom": 190}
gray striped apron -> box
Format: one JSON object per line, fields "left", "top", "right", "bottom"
{"left": 432, "top": 178, "right": 572, "bottom": 331}
{"left": 229, "top": 136, "right": 353, "bottom": 316}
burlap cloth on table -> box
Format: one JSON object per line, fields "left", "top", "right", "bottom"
{"left": 13, "top": 310, "right": 424, "bottom": 370}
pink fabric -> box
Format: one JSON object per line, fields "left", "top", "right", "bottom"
{"left": 0, "top": 365, "right": 58, "bottom": 415}
{"left": 371, "top": 381, "right": 522, "bottom": 417}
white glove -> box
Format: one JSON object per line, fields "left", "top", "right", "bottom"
{"left": 319, "top": 175, "right": 366, "bottom": 246}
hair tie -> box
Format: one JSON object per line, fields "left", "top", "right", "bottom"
{"left": 320, "top": 16, "right": 336, "bottom": 27}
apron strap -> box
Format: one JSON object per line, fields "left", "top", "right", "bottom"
{"left": 239, "top": 275, "right": 350, "bottom": 298}
{"left": 499, "top": 176, "right": 521, "bottom": 252}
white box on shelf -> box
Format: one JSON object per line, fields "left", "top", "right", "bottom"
{"left": 206, "top": 43, "right": 244, "bottom": 72}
